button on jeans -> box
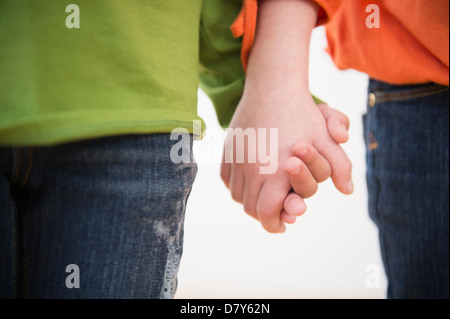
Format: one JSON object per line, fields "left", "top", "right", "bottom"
{"left": 363, "top": 80, "right": 449, "bottom": 299}
{"left": 0, "top": 133, "right": 197, "bottom": 298}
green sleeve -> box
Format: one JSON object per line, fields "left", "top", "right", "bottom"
{"left": 312, "top": 95, "right": 325, "bottom": 105}
{"left": 199, "top": 1, "right": 326, "bottom": 129}
{"left": 199, "top": 0, "right": 245, "bottom": 129}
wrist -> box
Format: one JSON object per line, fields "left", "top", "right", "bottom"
{"left": 244, "top": 71, "right": 311, "bottom": 101}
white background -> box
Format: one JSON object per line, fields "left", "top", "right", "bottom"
{"left": 175, "top": 27, "right": 387, "bottom": 299}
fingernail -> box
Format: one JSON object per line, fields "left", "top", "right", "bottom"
{"left": 347, "top": 180, "right": 354, "bottom": 194}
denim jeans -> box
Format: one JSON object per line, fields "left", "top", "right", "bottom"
{"left": 0, "top": 133, "right": 197, "bottom": 298}
{"left": 363, "top": 80, "right": 449, "bottom": 299}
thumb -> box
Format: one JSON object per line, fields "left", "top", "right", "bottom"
{"left": 317, "top": 104, "right": 350, "bottom": 144}
{"left": 327, "top": 115, "right": 349, "bottom": 144}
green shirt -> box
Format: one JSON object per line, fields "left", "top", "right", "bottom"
{"left": 0, "top": 0, "right": 246, "bottom": 146}
{"left": 0, "top": 0, "right": 321, "bottom": 146}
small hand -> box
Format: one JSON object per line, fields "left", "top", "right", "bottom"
{"left": 280, "top": 104, "right": 352, "bottom": 224}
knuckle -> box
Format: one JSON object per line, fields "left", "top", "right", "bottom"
{"left": 257, "top": 205, "right": 284, "bottom": 233}
{"left": 246, "top": 163, "right": 260, "bottom": 175}
{"left": 316, "top": 167, "right": 332, "bottom": 183}
{"left": 262, "top": 223, "right": 284, "bottom": 234}
{"left": 231, "top": 189, "right": 243, "bottom": 203}
{"left": 340, "top": 159, "right": 353, "bottom": 173}
{"left": 264, "top": 227, "right": 280, "bottom": 234}
{"left": 344, "top": 115, "right": 350, "bottom": 127}
{"left": 260, "top": 220, "right": 278, "bottom": 233}
{"left": 243, "top": 203, "right": 257, "bottom": 217}
{"left": 220, "top": 168, "right": 230, "bottom": 186}
{"left": 256, "top": 203, "right": 274, "bottom": 219}
{"left": 220, "top": 174, "right": 229, "bottom": 188}
{"left": 302, "top": 184, "right": 319, "bottom": 199}
{"left": 316, "top": 174, "right": 330, "bottom": 183}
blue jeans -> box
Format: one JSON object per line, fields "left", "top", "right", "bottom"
{"left": 0, "top": 133, "right": 197, "bottom": 298}
{"left": 364, "top": 80, "right": 449, "bottom": 299}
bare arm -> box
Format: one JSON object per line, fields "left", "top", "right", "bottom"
{"left": 222, "top": 0, "right": 353, "bottom": 233}
{"left": 245, "top": 0, "right": 319, "bottom": 99}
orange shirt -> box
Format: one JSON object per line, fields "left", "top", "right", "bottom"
{"left": 232, "top": 0, "right": 449, "bottom": 86}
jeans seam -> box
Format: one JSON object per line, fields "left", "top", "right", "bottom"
{"left": 374, "top": 173, "right": 393, "bottom": 298}
{"left": 12, "top": 202, "right": 17, "bottom": 298}
{"left": 11, "top": 148, "right": 22, "bottom": 184}
{"left": 21, "top": 148, "right": 33, "bottom": 188}
{"left": 22, "top": 209, "right": 28, "bottom": 299}
{"left": 367, "top": 105, "right": 392, "bottom": 298}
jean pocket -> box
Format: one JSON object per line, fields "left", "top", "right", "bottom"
{"left": 369, "top": 82, "right": 449, "bottom": 105}
{"left": 362, "top": 113, "right": 368, "bottom": 147}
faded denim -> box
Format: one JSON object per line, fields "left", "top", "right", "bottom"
{"left": 0, "top": 133, "right": 197, "bottom": 298}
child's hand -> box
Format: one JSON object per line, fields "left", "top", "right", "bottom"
{"left": 222, "top": 101, "right": 351, "bottom": 228}
{"left": 221, "top": 93, "right": 353, "bottom": 233}
{"left": 280, "top": 104, "right": 350, "bottom": 224}
{"left": 220, "top": 0, "right": 352, "bottom": 233}
{"left": 285, "top": 103, "right": 350, "bottom": 200}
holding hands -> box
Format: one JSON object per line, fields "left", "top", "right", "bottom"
{"left": 221, "top": 95, "right": 352, "bottom": 233}
{"left": 220, "top": 0, "right": 353, "bottom": 233}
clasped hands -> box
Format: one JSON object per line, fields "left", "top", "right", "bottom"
{"left": 221, "top": 93, "right": 353, "bottom": 233}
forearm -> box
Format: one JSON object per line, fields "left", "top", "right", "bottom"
{"left": 245, "top": 0, "right": 319, "bottom": 98}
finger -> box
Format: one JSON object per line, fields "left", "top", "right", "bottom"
{"left": 229, "top": 170, "right": 245, "bottom": 204}
{"left": 243, "top": 179, "right": 263, "bottom": 221}
{"left": 317, "top": 103, "right": 350, "bottom": 129}
{"left": 280, "top": 210, "right": 296, "bottom": 224}
{"left": 256, "top": 174, "right": 290, "bottom": 233}
{"left": 220, "top": 162, "right": 231, "bottom": 188}
{"left": 327, "top": 115, "right": 349, "bottom": 144}
{"left": 220, "top": 146, "right": 231, "bottom": 188}
{"left": 317, "top": 140, "right": 353, "bottom": 195}
{"left": 285, "top": 157, "right": 319, "bottom": 199}
{"left": 291, "top": 143, "right": 331, "bottom": 183}
{"left": 283, "top": 192, "right": 307, "bottom": 217}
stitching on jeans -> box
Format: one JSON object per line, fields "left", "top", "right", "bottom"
{"left": 368, "top": 133, "right": 379, "bottom": 150}
{"left": 372, "top": 153, "right": 393, "bottom": 297}
{"left": 22, "top": 207, "right": 28, "bottom": 299}
{"left": 12, "top": 202, "right": 17, "bottom": 298}
{"left": 374, "top": 85, "right": 449, "bottom": 104}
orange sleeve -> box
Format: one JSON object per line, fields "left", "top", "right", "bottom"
{"left": 230, "top": 0, "right": 340, "bottom": 72}
{"left": 314, "top": 0, "right": 342, "bottom": 25}
{"left": 230, "top": 0, "right": 448, "bottom": 86}
{"left": 230, "top": 0, "right": 258, "bottom": 72}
